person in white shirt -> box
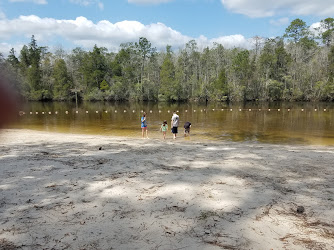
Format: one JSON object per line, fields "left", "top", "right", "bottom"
{"left": 171, "top": 111, "right": 179, "bottom": 139}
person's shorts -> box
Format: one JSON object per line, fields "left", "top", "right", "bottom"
{"left": 184, "top": 127, "right": 190, "bottom": 133}
{"left": 141, "top": 125, "right": 147, "bottom": 129}
{"left": 172, "top": 127, "right": 178, "bottom": 134}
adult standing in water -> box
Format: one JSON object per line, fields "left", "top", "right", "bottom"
{"left": 171, "top": 111, "right": 179, "bottom": 139}
{"left": 141, "top": 112, "right": 148, "bottom": 138}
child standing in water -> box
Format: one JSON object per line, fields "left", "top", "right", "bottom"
{"left": 160, "top": 120, "right": 168, "bottom": 140}
{"left": 141, "top": 112, "right": 148, "bottom": 138}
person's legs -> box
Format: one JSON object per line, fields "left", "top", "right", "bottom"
{"left": 172, "top": 127, "right": 177, "bottom": 139}
{"left": 142, "top": 127, "right": 147, "bottom": 138}
{"left": 146, "top": 128, "right": 148, "bottom": 138}
{"left": 163, "top": 131, "right": 166, "bottom": 139}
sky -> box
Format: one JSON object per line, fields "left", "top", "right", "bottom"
{"left": 0, "top": 0, "right": 333, "bottom": 56}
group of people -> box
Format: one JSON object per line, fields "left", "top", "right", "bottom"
{"left": 141, "top": 111, "right": 191, "bottom": 140}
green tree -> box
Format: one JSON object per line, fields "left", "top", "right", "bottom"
{"left": 320, "top": 18, "right": 334, "bottom": 46}
{"left": 284, "top": 18, "right": 308, "bottom": 44}
{"left": 52, "top": 58, "right": 72, "bottom": 100}
{"left": 159, "top": 45, "right": 176, "bottom": 101}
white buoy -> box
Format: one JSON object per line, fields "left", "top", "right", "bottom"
{"left": 49, "top": 112, "right": 51, "bottom": 115}
{"left": 288, "top": 109, "right": 290, "bottom": 112}
{"left": 230, "top": 109, "right": 232, "bottom": 111}
{"left": 141, "top": 110, "right": 143, "bottom": 113}
{"left": 324, "top": 109, "right": 327, "bottom": 112}
{"left": 212, "top": 109, "right": 215, "bottom": 111}
{"left": 185, "top": 110, "right": 188, "bottom": 112}
{"left": 115, "top": 110, "right": 117, "bottom": 113}
{"left": 36, "top": 112, "right": 38, "bottom": 115}
{"left": 314, "top": 109, "right": 317, "bottom": 112}
{"left": 105, "top": 111, "right": 108, "bottom": 113}
{"left": 194, "top": 110, "right": 196, "bottom": 112}
{"left": 133, "top": 110, "right": 135, "bottom": 113}
{"left": 221, "top": 109, "right": 224, "bottom": 111}
{"left": 278, "top": 109, "right": 280, "bottom": 112}
{"left": 150, "top": 110, "right": 152, "bottom": 113}
{"left": 239, "top": 109, "right": 242, "bottom": 111}
{"left": 42, "top": 112, "right": 45, "bottom": 115}
{"left": 86, "top": 111, "right": 89, "bottom": 114}
{"left": 259, "top": 109, "right": 261, "bottom": 111}
{"left": 168, "top": 110, "right": 170, "bottom": 113}
{"left": 96, "top": 111, "right": 99, "bottom": 113}
{"left": 124, "top": 110, "right": 127, "bottom": 113}
{"left": 301, "top": 109, "right": 304, "bottom": 112}
{"left": 76, "top": 111, "right": 79, "bottom": 114}
{"left": 177, "top": 110, "right": 179, "bottom": 112}
{"left": 249, "top": 109, "right": 251, "bottom": 111}
{"left": 159, "top": 110, "right": 161, "bottom": 113}
{"left": 65, "top": 111, "right": 69, "bottom": 114}
{"left": 268, "top": 109, "right": 271, "bottom": 111}
{"left": 55, "top": 111, "right": 58, "bottom": 115}
{"left": 201, "top": 109, "right": 203, "bottom": 112}
{"left": 30, "top": 112, "right": 33, "bottom": 115}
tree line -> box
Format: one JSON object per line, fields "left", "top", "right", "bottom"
{"left": 1, "top": 18, "right": 334, "bottom": 102}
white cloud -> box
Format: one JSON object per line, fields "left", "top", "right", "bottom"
{"left": 0, "top": 11, "right": 6, "bottom": 20}
{"left": 270, "top": 17, "right": 289, "bottom": 26}
{"left": 221, "top": 0, "right": 334, "bottom": 18}
{"left": 9, "top": 0, "right": 47, "bottom": 4}
{"left": 128, "top": 0, "right": 173, "bottom": 4}
{"left": 0, "top": 15, "right": 253, "bottom": 56}
{"left": 69, "top": 0, "right": 104, "bottom": 9}
{"left": 0, "top": 42, "right": 25, "bottom": 57}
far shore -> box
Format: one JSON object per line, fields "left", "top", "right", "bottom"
{"left": 0, "top": 129, "right": 333, "bottom": 249}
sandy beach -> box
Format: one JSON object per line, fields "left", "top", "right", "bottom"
{"left": 0, "top": 129, "right": 333, "bottom": 250}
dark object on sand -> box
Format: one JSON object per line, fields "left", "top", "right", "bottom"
{"left": 297, "top": 206, "right": 305, "bottom": 214}
{"left": 99, "top": 147, "right": 102, "bottom": 150}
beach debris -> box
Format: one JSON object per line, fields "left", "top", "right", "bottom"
{"left": 297, "top": 206, "right": 305, "bottom": 214}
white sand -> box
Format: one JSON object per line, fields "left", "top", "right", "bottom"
{"left": 0, "top": 129, "right": 333, "bottom": 250}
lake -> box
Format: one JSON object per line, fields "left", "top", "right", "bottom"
{"left": 12, "top": 101, "right": 334, "bottom": 145}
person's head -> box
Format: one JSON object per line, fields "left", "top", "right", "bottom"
{"left": 163, "top": 120, "right": 167, "bottom": 125}
{"left": 173, "top": 111, "right": 176, "bottom": 114}
{"left": 143, "top": 112, "right": 146, "bottom": 117}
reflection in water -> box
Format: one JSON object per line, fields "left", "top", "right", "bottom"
{"left": 12, "top": 101, "right": 334, "bottom": 145}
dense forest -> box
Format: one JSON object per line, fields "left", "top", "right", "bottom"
{"left": 1, "top": 18, "right": 334, "bottom": 102}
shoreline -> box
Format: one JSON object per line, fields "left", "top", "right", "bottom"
{"left": 0, "top": 129, "right": 333, "bottom": 249}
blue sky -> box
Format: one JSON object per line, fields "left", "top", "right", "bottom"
{"left": 0, "top": 0, "right": 332, "bottom": 56}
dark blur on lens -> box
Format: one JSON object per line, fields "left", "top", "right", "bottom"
{"left": 0, "top": 73, "right": 19, "bottom": 128}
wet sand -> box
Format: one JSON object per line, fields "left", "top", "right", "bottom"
{"left": 0, "top": 129, "right": 333, "bottom": 249}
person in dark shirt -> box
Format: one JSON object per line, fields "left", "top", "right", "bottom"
{"left": 184, "top": 121, "right": 191, "bottom": 137}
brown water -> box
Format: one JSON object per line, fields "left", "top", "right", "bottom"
{"left": 11, "top": 101, "right": 334, "bottom": 145}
